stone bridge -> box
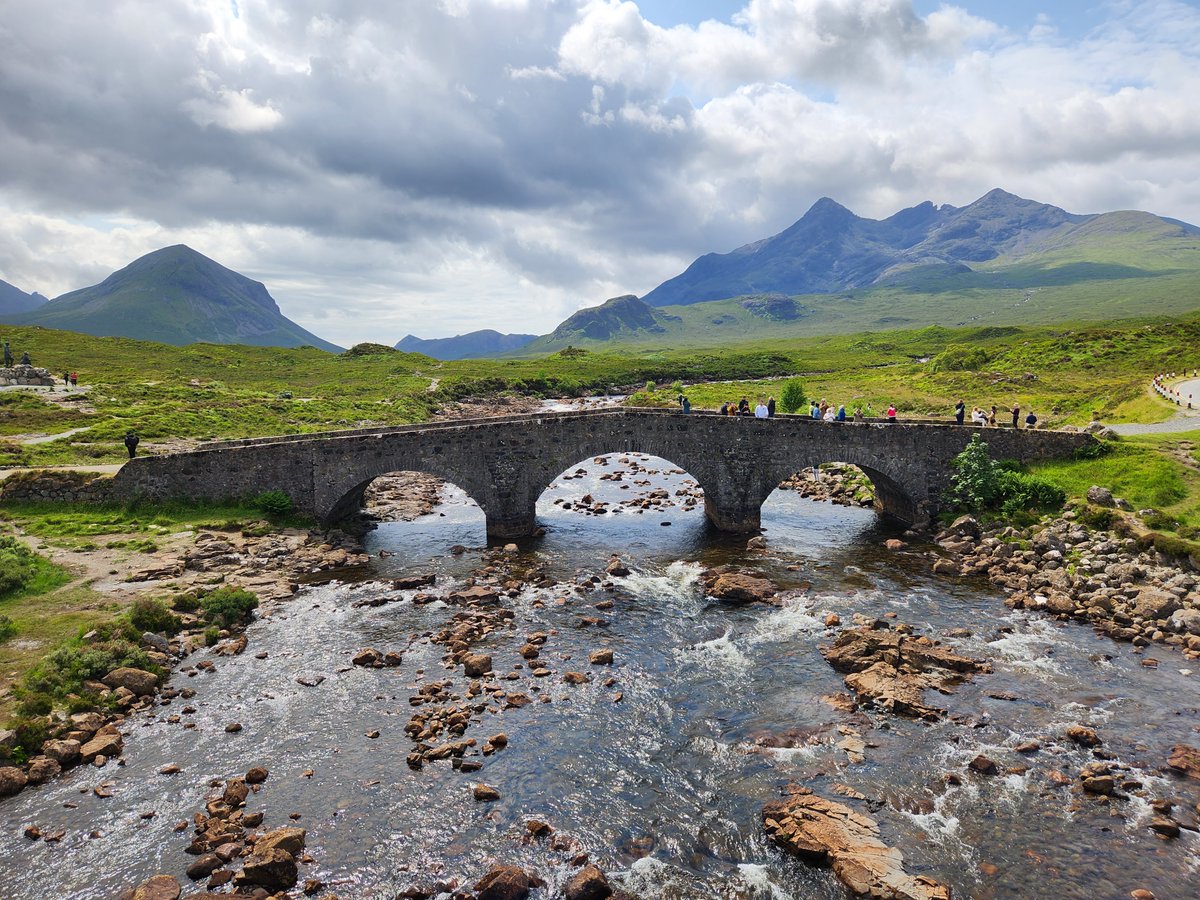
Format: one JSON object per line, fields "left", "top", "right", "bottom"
{"left": 107, "top": 409, "right": 1096, "bottom": 541}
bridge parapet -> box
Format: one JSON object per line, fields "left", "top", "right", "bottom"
{"left": 107, "top": 409, "right": 1096, "bottom": 541}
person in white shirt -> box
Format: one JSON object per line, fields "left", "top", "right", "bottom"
{"left": 754, "top": 400, "right": 769, "bottom": 418}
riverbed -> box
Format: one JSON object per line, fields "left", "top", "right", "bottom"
{"left": 1, "top": 454, "right": 1198, "bottom": 899}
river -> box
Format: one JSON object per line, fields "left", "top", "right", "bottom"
{"left": 1, "top": 454, "right": 1198, "bottom": 899}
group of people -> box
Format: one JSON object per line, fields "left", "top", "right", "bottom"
{"left": 2, "top": 341, "right": 31, "bottom": 368}
{"left": 954, "top": 400, "right": 1037, "bottom": 429}
{"left": 717, "top": 396, "right": 777, "bottom": 418}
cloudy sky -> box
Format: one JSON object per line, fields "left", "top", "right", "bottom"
{"left": 2, "top": 0, "right": 1200, "bottom": 347}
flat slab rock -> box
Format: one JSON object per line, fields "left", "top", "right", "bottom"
{"left": 822, "top": 626, "right": 991, "bottom": 720}
{"left": 1168, "top": 744, "right": 1200, "bottom": 779}
{"left": 763, "top": 789, "right": 950, "bottom": 900}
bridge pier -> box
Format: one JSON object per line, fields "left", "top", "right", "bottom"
{"left": 485, "top": 507, "right": 538, "bottom": 543}
{"left": 703, "top": 495, "right": 763, "bottom": 533}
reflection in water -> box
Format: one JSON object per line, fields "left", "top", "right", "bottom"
{"left": 1, "top": 456, "right": 1198, "bottom": 899}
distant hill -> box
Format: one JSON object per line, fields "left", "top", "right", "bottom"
{"left": 517, "top": 296, "right": 679, "bottom": 355}
{"left": 640, "top": 188, "right": 1199, "bottom": 306}
{"left": 0, "top": 278, "right": 48, "bottom": 315}
{"left": 0, "top": 245, "right": 340, "bottom": 351}
{"left": 395, "top": 329, "right": 536, "bottom": 360}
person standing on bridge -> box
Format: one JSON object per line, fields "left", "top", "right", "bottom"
{"left": 886, "top": 403, "right": 897, "bottom": 422}
{"left": 124, "top": 431, "right": 140, "bottom": 458}
{"left": 954, "top": 400, "right": 965, "bottom": 425}
{"left": 754, "top": 399, "right": 769, "bottom": 418}
{"left": 679, "top": 395, "right": 691, "bottom": 414}
{"left": 1011, "top": 404, "right": 1020, "bottom": 428}
{"left": 1025, "top": 411, "right": 1038, "bottom": 429}
{"left": 767, "top": 396, "right": 776, "bottom": 417}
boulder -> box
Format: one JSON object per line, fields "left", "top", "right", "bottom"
{"left": 42, "top": 739, "right": 82, "bottom": 766}
{"left": 236, "top": 847, "right": 298, "bottom": 891}
{"left": 0, "top": 765, "right": 28, "bottom": 796}
{"left": 1168, "top": 609, "right": 1200, "bottom": 636}
{"left": 564, "top": 864, "right": 613, "bottom": 900}
{"left": 1134, "top": 589, "right": 1181, "bottom": 621}
{"left": 1086, "top": 486, "right": 1115, "bottom": 507}
{"left": 353, "top": 647, "right": 383, "bottom": 667}
{"left": 101, "top": 667, "right": 158, "bottom": 697}
{"left": 946, "top": 515, "right": 981, "bottom": 539}
{"left": 186, "top": 854, "right": 223, "bottom": 880}
{"left": 245, "top": 766, "right": 269, "bottom": 784}
{"left": 80, "top": 732, "right": 124, "bottom": 762}
{"left": 606, "top": 559, "right": 630, "bottom": 577}
{"left": 463, "top": 653, "right": 493, "bottom": 677}
{"left": 254, "top": 826, "right": 306, "bottom": 856}
{"left": 26, "top": 756, "right": 62, "bottom": 784}
{"left": 1065, "top": 725, "right": 1101, "bottom": 748}
{"left": 129, "top": 875, "right": 182, "bottom": 900}
{"left": 474, "top": 865, "right": 545, "bottom": 900}
{"left": 1167, "top": 745, "right": 1200, "bottom": 779}
{"left": 589, "top": 648, "right": 614, "bottom": 665}
{"left": 762, "top": 790, "right": 950, "bottom": 900}
{"left": 710, "top": 573, "right": 778, "bottom": 604}
{"left": 474, "top": 783, "right": 501, "bottom": 801}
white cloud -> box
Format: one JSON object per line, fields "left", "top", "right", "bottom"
{"left": 1, "top": 0, "right": 1200, "bottom": 344}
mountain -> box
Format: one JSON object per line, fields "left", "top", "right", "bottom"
{"left": 639, "top": 188, "right": 1192, "bottom": 306}
{"left": 510, "top": 191, "right": 1200, "bottom": 355}
{"left": 394, "top": 329, "right": 537, "bottom": 360}
{"left": 1, "top": 245, "right": 340, "bottom": 351}
{"left": 0, "top": 278, "right": 48, "bottom": 315}
{"left": 517, "top": 295, "right": 680, "bottom": 355}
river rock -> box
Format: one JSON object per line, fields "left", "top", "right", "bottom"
{"left": 474, "top": 783, "right": 501, "bottom": 801}
{"left": 129, "top": 875, "right": 181, "bottom": 900}
{"left": 564, "top": 864, "right": 612, "bottom": 900}
{"left": 236, "top": 847, "right": 298, "bottom": 891}
{"left": 1168, "top": 609, "right": 1200, "bottom": 636}
{"left": 186, "top": 854, "right": 223, "bottom": 880}
{"left": 968, "top": 755, "right": 999, "bottom": 776}
{"left": 606, "top": 559, "right": 630, "bottom": 577}
{"left": 0, "top": 766, "right": 28, "bottom": 796}
{"left": 222, "top": 778, "right": 248, "bottom": 807}
{"left": 1167, "top": 744, "right": 1200, "bottom": 779}
{"left": 353, "top": 647, "right": 383, "bottom": 667}
{"left": 946, "top": 515, "right": 981, "bottom": 539}
{"left": 1133, "top": 589, "right": 1181, "bottom": 621}
{"left": 474, "top": 865, "right": 545, "bottom": 900}
{"left": 709, "top": 572, "right": 778, "bottom": 604}
{"left": 589, "top": 648, "right": 614, "bottom": 665}
{"left": 463, "top": 653, "right": 493, "bottom": 677}
{"left": 1065, "top": 725, "right": 1101, "bottom": 747}
{"left": 295, "top": 673, "right": 326, "bottom": 687}
{"left": 80, "top": 731, "right": 124, "bottom": 762}
{"left": 102, "top": 667, "right": 158, "bottom": 697}
{"left": 245, "top": 766, "right": 269, "bottom": 784}
{"left": 42, "top": 739, "right": 82, "bottom": 766}
{"left": 762, "top": 789, "right": 950, "bottom": 900}
{"left": 450, "top": 585, "right": 500, "bottom": 605}
{"left": 26, "top": 756, "right": 61, "bottom": 784}
{"left": 255, "top": 826, "right": 306, "bottom": 856}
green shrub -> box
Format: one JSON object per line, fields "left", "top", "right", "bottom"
{"left": 20, "top": 621, "right": 159, "bottom": 706}
{"left": 127, "top": 598, "right": 182, "bottom": 636}
{"left": 1078, "top": 505, "right": 1118, "bottom": 530}
{"left": 946, "top": 434, "right": 1065, "bottom": 517}
{"left": 251, "top": 490, "right": 292, "bottom": 519}
{"left": 1074, "top": 440, "right": 1111, "bottom": 460}
{"left": 171, "top": 593, "right": 200, "bottom": 613}
{"left": 929, "top": 344, "right": 988, "bottom": 373}
{"left": 0, "top": 614, "right": 16, "bottom": 642}
{"left": 204, "top": 625, "right": 221, "bottom": 647}
{"left": 779, "top": 378, "right": 807, "bottom": 414}
{"left": 200, "top": 587, "right": 258, "bottom": 628}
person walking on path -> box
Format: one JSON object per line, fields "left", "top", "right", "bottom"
{"left": 954, "top": 400, "right": 965, "bottom": 425}
{"left": 754, "top": 399, "right": 769, "bottom": 418}
{"left": 63, "top": 372, "right": 70, "bottom": 388}
{"left": 1011, "top": 405, "right": 1020, "bottom": 428}
{"left": 767, "top": 396, "right": 776, "bottom": 418}
{"left": 69, "top": 372, "right": 77, "bottom": 388}
{"left": 123, "top": 431, "right": 140, "bottom": 459}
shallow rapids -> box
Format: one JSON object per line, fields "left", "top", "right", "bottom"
{"left": 2, "top": 456, "right": 1199, "bottom": 899}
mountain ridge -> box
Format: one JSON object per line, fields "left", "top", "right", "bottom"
{"left": 1, "top": 245, "right": 340, "bottom": 351}
{"left": 0, "top": 278, "right": 48, "bottom": 316}
{"left": 395, "top": 329, "right": 536, "bottom": 360}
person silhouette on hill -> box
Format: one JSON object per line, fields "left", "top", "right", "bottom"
{"left": 124, "top": 431, "right": 140, "bottom": 459}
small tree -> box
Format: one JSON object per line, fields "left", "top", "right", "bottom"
{"left": 779, "top": 378, "right": 807, "bottom": 414}
{"left": 946, "top": 435, "right": 1003, "bottom": 511}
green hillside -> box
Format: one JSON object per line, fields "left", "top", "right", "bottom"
{"left": 2, "top": 245, "right": 340, "bottom": 352}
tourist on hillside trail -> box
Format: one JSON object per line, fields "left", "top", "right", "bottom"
{"left": 123, "top": 431, "right": 140, "bottom": 459}
{"left": 767, "top": 396, "right": 776, "bottom": 417}
{"left": 754, "top": 399, "right": 769, "bottom": 418}
{"left": 62, "top": 372, "right": 70, "bottom": 388}
{"left": 70, "top": 372, "right": 77, "bottom": 388}
{"left": 886, "top": 403, "right": 897, "bottom": 422}
{"left": 1025, "top": 411, "right": 1038, "bottom": 429}
{"left": 954, "top": 399, "right": 965, "bottom": 425}
{"left": 20, "top": 351, "right": 30, "bottom": 365}
{"left": 836, "top": 404, "right": 846, "bottom": 421}
{"left": 2, "top": 341, "right": 11, "bottom": 368}
{"left": 1011, "top": 405, "right": 1020, "bottom": 428}
{"left": 988, "top": 405, "right": 998, "bottom": 427}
